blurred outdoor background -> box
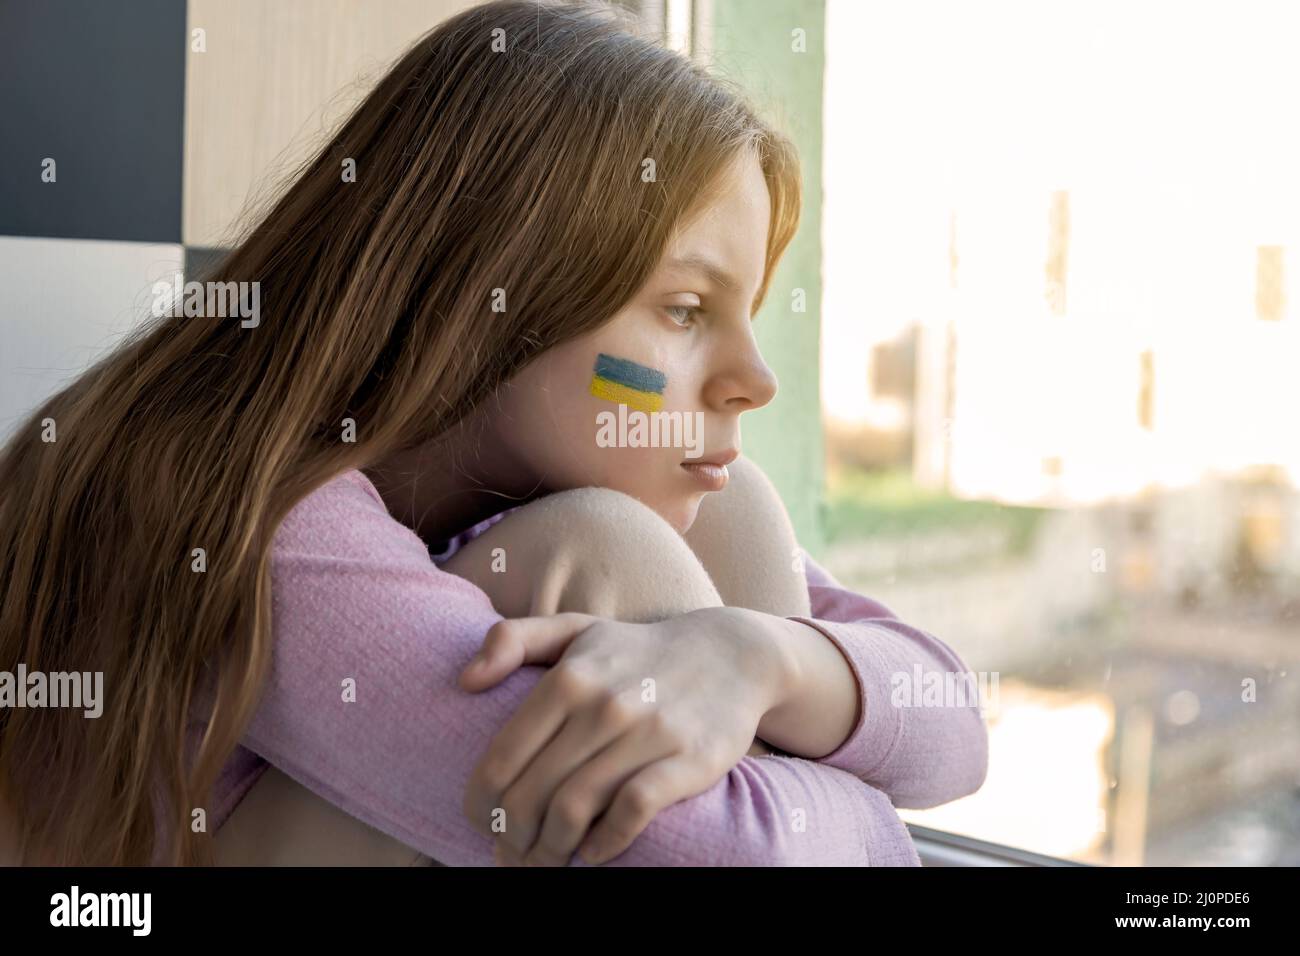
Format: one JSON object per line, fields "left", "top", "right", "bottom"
{"left": 819, "top": 0, "right": 1300, "bottom": 865}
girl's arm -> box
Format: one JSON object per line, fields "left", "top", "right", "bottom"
{"left": 684, "top": 456, "right": 988, "bottom": 809}
{"left": 227, "top": 470, "right": 919, "bottom": 865}
{"left": 782, "top": 550, "right": 990, "bottom": 809}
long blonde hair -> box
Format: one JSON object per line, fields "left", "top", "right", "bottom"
{"left": 0, "top": 0, "right": 802, "bottom": 864}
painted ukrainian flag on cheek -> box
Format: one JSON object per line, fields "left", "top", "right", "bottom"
{"left": 589, "top": 353, "right": 666, "bottom": 414}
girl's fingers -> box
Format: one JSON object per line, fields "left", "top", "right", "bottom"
{"left": 462, "top": 672, "right": 570, "bottom": 834}
{"left": 458, "top": 612, "right": 597, "bottom": 690}
{"left": 493, "top": 700, "right": 631, "bottom": 861}
{"left": 494, "top": 841, "right": 524, "bottom": 867}
{"left": 523, "top": 725, "right": 677, "bottom": 867}
{"left": 578, "top": 755, "right": 705, "bottom": 865}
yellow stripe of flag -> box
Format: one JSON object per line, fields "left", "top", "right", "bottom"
{"left": 589, "top": 376, "right": 664, "bottom": 414}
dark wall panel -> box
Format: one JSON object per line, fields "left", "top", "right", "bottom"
{"left": 0, "top": 0, "right": 187, "bottom": 242}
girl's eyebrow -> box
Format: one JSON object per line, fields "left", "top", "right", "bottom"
{"left": 662, "top": 252, "right": 743, "bottom": 293}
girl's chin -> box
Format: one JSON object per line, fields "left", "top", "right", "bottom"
{"left": 567, "top": 479, "right": 704, "bottom": 535}
{"left": 659, "top": 496, "right": 705, "bottom": 536}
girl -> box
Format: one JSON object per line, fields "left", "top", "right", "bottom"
{"left": 0, "top": 0, "right": 986, "bottom": 867}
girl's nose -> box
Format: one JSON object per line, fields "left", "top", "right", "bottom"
{"left": 704, "top": 339, "right": 778, "bottom": 413}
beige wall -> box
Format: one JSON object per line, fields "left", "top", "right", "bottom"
{"left": 183, "top": 0, "right": 479, "bottom": 246}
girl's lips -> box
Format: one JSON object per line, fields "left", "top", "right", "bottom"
{"left": 681, "top": 461, "right": 729, "bottom": 491}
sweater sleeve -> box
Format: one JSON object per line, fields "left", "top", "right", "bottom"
{"left": 242, "top": 472, "right": 920, "bottom": 866}
{"left": 791, "top": 549, "right": 990, "bottom": 810}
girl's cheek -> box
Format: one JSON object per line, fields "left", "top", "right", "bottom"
{"left": 587, "top": 351, "right": 670, "bottom": 416}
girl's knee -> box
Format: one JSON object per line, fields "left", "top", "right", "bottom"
{"left": 683, "top": 456, "right": 811, "bottom": 617}
{"left": 441, "top": 488, "right": 720, "bottom": 622}
{"left": 527, "top": 488, "right": 722, "bottom": 622}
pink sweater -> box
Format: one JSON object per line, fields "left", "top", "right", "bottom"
{"left": 203, "top": 469, "right": 988, "bottom": 865}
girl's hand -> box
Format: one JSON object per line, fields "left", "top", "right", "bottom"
{"left": 458, "top": 607, "right": 790, "bottom": 866}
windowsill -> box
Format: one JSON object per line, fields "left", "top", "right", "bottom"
{"left": 908, "top": 824, "right": 1094, "bottom": 867}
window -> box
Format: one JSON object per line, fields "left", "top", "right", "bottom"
{"left": 823, "top": 0, "right": 1300, "bottom": 866}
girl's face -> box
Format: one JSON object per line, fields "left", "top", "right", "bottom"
{"left": 484, "top": 151, "right": 778, "bottom": 533}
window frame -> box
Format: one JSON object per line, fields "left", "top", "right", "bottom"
{"left": 908, "top": 824, "right": 1092, "bottom": 867}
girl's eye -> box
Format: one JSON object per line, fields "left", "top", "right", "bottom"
{"left": 664, "top": 305, "right": 699, "bottom": 328}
